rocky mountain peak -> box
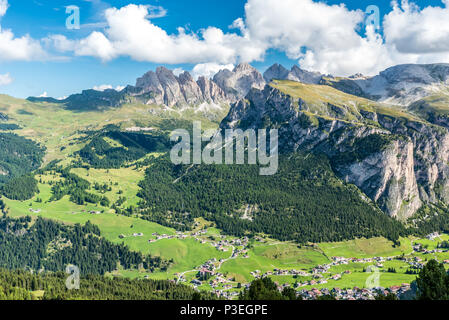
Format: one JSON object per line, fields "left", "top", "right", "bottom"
{"left": 213, "top": 63, "right": 265, "bottom": 101}
{"left": 177, "top": 71, "right": 195, "bottom": 83}
{"left": 197, "top": 76, "right": 227, "bottom": 103}
{"left": 263, "top": 64, "right": 323, "bottom": 84}
{"left": 233, "top": 62, "right": 257, "bottom": 73}
{"left": 263, "top": 64, "right": 290, "bottom": 82}
{"left": 379, "top": 63, "right": 449, "bottom": 84}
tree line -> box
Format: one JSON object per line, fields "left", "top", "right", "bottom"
{"left": 0, "top": 269, "right": 217, "bottom": 300}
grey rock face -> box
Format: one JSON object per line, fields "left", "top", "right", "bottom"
{"left": 197, "top": 76, "right": 227, "bottom": 103}
{"left": 288, "top": 65, "right": 323, "bottom": 84}
{"left": 135, "top": 70, "right": 165, "bottom": 105}
{"left": 177, "top": 72, "right": 203, "bottom": 105}
{"left": 263, "top": 64, "right": 290, "bottom": 83}
{"left": 156, "top": 67, "right": 186, "bottom": 106}
{"left": 221, "top": 84, "right": 449, "bottom": 220}
{"left": 213, "top": 63, "right": 266, "bottom": 102}
{"left": 263, "top": 64, "right": 323, "bottom": 84}
{"left": 133, "top": 67, "right": 229, "bottom": 107}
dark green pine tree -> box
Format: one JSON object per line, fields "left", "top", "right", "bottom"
{"left": 417, "top": 260, "right": 449, "bottom": 300}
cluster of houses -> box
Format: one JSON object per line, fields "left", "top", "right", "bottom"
{"left": 213, "top": 290, "right": 240, "bottom": 299}
{"left": 297, "top": 283, "right": 411, "bottom": 300}
{"left": 145, "top": 227, "right": 448, "bottom": 299}
{"left": 148, "top": 232, "right": 187, "bottom": 243}
{"left": 426, "top": 232, "right": 441, "bottom": 240}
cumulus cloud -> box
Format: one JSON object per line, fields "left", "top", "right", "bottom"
{"left": 48, "top": 4, "right": 265, "bottom": 64}
{"left": 0, "top": 28, "right": 47, "bottom": 61}
{"left": 172, "top": 68, "right": 185, "bottom": 76}
{"left": 92, "top": 84, "right": 125, "bottom": 91}
{"left": 13, "top": 0, "right": 449, "bottom": 76}
{"left": 48, "top": 1, "right": 390, "bottom": 75}
{"left": 239, "top": 0, "right": 449, "bottom": 75}
{"left": 0, "top": 72, "right": 12, "bottom": 86}
{"left": 38, "top": 91, "right": 48, "bottom": 97}
{"left": 0, "top": 1, "right": 47, "bottom": 61}
{"left": 191, "top": 63, "right": 234, "bottom": 79}
{"left": 384, "top": 0, "right": 449, "bottom": 54}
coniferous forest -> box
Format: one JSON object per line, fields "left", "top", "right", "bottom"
{"left": 0, "top": 133, "right": 45, "bottom": 185}
{"left": 137, "top": 153, "right": 408, "bottom": 244}
{"left": 0, "top": 215, "right": 172, "bottom": 275}
{"left": 0, "top": 269, "right": 217, "bottom": 300}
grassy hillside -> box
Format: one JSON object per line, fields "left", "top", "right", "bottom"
{"left": 409, "top": 94, "right": 449, "bottom": 125}
{"left": 270, "top": 80, "right": 422, "bottom": 123}
{"left": 0, "top": 94, "right": 222, "bottom": 167}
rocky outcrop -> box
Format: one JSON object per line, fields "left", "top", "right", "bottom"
{"left": 213, "top": 63, "right": 265, "bottom": 101}
{"left": 132, "top": 63, "right": 265, "bottom": 107}
{"left": 336, "top": 138, "right": 421, "bottom": 221}
{"left": 133, "top": 65, "right": 263, "bottom": 107}
{"left": 197, "top": 76, "right": 227, "bottom": 103}
{"left": 263, "top": 64, "right": 324, "bottom": 84}
{"left": 177, "top": 72, "right": 204, "bottom": 105}
{"left": 221, "top": 83, "right": 449, "bottom": 220}
{"left": 132, "top": 67, "right": 231, "bottom": 107}
{"left": 263, "top": 64, "right": 290, "bottom": 83}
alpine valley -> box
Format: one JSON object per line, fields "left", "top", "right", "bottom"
{"left": 3, "top": 62, "right": 449, "bottom": 300}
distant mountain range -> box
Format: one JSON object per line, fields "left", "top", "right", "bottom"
{"left": 28, "top": 62, "right": 449, "bottom": 112}
{"left": 28, "top": 63, "right": 265, "bottom": 111}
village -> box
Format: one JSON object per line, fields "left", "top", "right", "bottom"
{"left": 118, "top": 225, "right": 449, "bottom": 300}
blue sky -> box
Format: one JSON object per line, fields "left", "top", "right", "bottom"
{"left": 0, "top": 0, "right": 448, "bottom": 98}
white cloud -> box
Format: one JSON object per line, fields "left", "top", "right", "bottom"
{"left": 0, "top": 27, "right": 47, "bottom": 61}
{"left": 75, "top": 31, "right": 116, "bottom": 61}
{"left": 0, "top": 0, "right": 8, "bottom": 17}
{"left": 38, "top": 91, "right": 48, "bottom": 97}
{"left": 92, "top": 84, "right": 125, "bottom": 91}
{"left": 49, "top": 4, "right": 264, "bottom": 64}
{"left": 0, "top": 1, "right": 47, "bottom": 61}
{"left": 384, "top": 0, "right": 449, "bottom": 54}
{"left": 0, "top": 72, "right": 12, "bottom": 86}
{"left": 192, "top": 63, "right": 234, "bottom": 79}
{"left": 172, "top": 68, "right": 185, "bottom": 76}
{"left": 14, "top": 0, "right": 449, "bottom": 77}
{"left": 48, "top": 1, "right": 378, "bottom": 75}
{"left": 238, "top": 0, "right": 449, "bottom": 76}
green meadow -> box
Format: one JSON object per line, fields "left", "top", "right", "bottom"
{"left": 318, "top": 237, "right": 413, "bottom": 258}
{"left": 220, "top": 242, "right": 329, "bottom": 283}
{"left": 300, "top": 272, "right": 418, "bottom": 291}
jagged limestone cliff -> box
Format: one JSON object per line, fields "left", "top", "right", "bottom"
{"left": 221, "top": 80, "right": 449, "bottom": 220}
